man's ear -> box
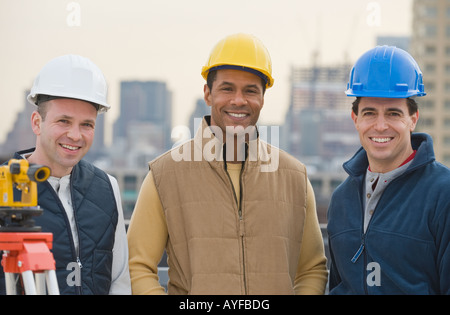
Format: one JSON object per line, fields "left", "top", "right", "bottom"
{"left": 204, "top": 84, "right": 212, "bottom": 107}
{"left": 410, "top": 109, "right": 419, "bottom": 132}
{"left": 31, "top": 111, "right": 42, "bottom": 135}
{"left": 351, "top": 111, "right": 358, "bottom": 125}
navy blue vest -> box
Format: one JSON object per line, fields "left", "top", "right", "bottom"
{"left": 1, "top": 153, "right": 118, "bottom": 295}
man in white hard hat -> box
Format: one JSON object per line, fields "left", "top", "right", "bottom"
{"left": 0, "top": 55, "right": 131, "bottom": 294}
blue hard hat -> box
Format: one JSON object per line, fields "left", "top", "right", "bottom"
{"left": 346, "top": 46, "right": 426, "bottom": 98}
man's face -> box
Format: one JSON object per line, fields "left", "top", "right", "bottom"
{"left": 204, "top": 69, "right": 264, "bottom": 141}
{"left": 30, "top": 98, "right": 97, "bottom": 177}
{"left": 351, "top": 97, "right": 418, "bottom": 173}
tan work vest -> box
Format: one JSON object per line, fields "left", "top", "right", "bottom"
{"left": 150, "top": 118, "right": 307, "bottom": 294}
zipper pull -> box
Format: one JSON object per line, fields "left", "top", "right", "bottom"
{"left": 351, "top": 234, "right": 366, "bottom": 263}
{"left": 239, "top": 220, "right": 245, "bottom": 236}
{"left": 351, "top": 244, "right": 364, "bottom": 263}
{"left": 76, "top": 257, "right": 83, "bottom": 269}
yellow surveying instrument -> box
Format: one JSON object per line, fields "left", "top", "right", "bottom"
{"left": 0, "top": 159, "right": 50, "bottom": 208}
{"left": 0, "top": 159, "right": 59, "bottom": 295}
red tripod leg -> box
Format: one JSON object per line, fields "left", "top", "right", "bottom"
{"left": 0, "top": 232, "right": 57, "bottom": 295}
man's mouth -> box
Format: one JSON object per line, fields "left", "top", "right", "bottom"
{"left": 60, "top": 144, "right": 80, "bottom": 151}
{"left": 370, "top": 137, "right": 393, "bottom": 143}
{"left": 227, "top": 112, "right": 248, "bottom": 118}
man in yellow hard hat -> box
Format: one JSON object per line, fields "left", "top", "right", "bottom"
{"left": 127, "top": 33, "right": 328, "bottom": 295}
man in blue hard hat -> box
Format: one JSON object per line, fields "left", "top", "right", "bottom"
{"left": 327, "top": 46, "right": 450, "bottom": 294}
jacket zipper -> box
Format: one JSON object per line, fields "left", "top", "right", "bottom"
{"left": 69, "top": 178, "right": 83, "bottom": 295}
{"left": 351, "top": 181, "right": 366, "bottom": 264}
{"left": 224, "top": 161, "right": 247, "bottom": 294}
{"left": 238, "top": 162, "right": 246, "bottom": 294}
{"left": 350, "top": 180, "right": 370, "bottom": 294}
{"left": 351, "top": 173, "right": 402, "bottom": 294}
{"left": 48, "top": 180, "right": 83, "bottom": 295}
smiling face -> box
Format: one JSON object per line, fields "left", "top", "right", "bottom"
{"left": 204, "top": 69, "right": 265, "bottom": 142}
{"left": 29, "top": 98, "right": 97, "bottom": 177}
{"left": 351, "top": 97, "right": 419, "bottom": 173}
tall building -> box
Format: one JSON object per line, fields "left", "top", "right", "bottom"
{"left": 0, "top": 91, "right": 35, "bottom": 162}
{"left": 283, "top": 62, "right": 359, "bottom": 168}
{"left": 112, "top": 80, "right": 173, "bottom": 167}
{"left": 279, "top": 61, "right": 360, "bottom": 223}
{"left": 411, "top": 0, "right": 450, "bottom": 166}
{"left": 188, "top": 98, "right": 210, "bottom": 135}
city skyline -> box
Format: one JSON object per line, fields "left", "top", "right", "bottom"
{"left": 0, "top": 0, "right": 412, "bottom": 144}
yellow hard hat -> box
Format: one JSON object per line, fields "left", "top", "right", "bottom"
{"left": 201, "top": 33, "right": 274, "bottom": 88}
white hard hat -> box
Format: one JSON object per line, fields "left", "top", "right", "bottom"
{"left": 27, "top": 54, "right": 110, "bottom": 113}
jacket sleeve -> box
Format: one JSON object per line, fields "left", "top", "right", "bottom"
{"left": 127, "top": 171, "right": 168, "bottom": 295}
{"left": 437, "top": 200, "right": 450, "bottom": 294}
{"left": 108, "top": 174, "right": 132, "bottom": 295}
{"left": 293, "top": 179, "right": 329, "bottom": 294}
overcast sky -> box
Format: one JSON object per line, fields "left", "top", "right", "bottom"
{"left": 0, "top": 0, "right": 412, "bottom": 143}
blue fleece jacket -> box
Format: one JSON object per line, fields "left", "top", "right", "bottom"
{"left": 327, "top": 133, "right": 450, "bottom": 294}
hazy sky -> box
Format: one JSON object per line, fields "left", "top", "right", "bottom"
{"left": 0, "top": 0, "right": 412, "bottom": 144}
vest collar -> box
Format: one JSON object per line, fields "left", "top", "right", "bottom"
{"left": 194, "top": 116, "right": 278, "bottom": 172}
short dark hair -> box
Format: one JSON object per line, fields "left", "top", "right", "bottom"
{"left": 36, "top": 94, "right": 100, "bottom": 120}
{"left": 36, "top": 100, "right": 50, "bottom": 120}
{"left": 352, "top": 97, "right": 418, "bottom": 115}
{"left": 206, "top": 70, "right": 267, "bottom": 94}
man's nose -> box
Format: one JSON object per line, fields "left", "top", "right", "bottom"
{"left": 231, "top": 90, "right": 247, "bottom": 106}
{"left": 67, "top": 125, "right": 82, "bottom": 141}
{"left": 373, "top": 115, "right": 388, "bottom": 131}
